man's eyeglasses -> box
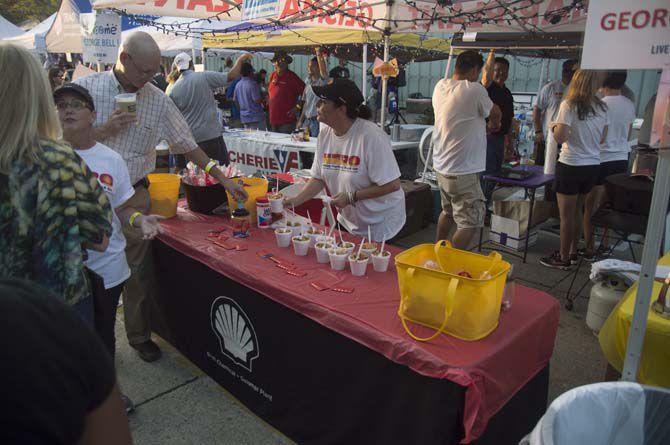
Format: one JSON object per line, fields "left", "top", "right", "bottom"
{"left": 127, "top": 54, "right": 157, "bottom": 78}
{"left": 56, "top": 100, "right": 89, "bottom": 111}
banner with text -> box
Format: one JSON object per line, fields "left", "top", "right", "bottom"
{"left": 582, "top": 0, "right": 670, "bottom": 69}
{"left": 92, "top": 0, "right": 586, "bottom": 33}
{"left": 81, "top": 12, "right": 121, "bottom": 64}
{"left": 223, "top": 134, "right": 303, "bottom": 176}
{"left": 243, "top": 0, "right": 281, "bottom": 20}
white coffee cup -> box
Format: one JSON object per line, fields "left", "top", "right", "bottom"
{"left": 339, "top": 241, "right": 355, "bottom": 256}
{"left": 287, "top": 221, "right": 302, "bottom": 238}
{"left": 371, "top": 251, "right": 391, "bottom": 272}
{"left": 268, "top": 193, "right": 283, "bottom": 213}
{"left": 292, "top": 236, "right": 310, "bottom": 256}
{"left": 315, "top": 242, "right": 333, "bottom": 263}
{"left": 328, "top": 248, "right": 348, "bottom": 271}
{"left": 274, "top": 227, "right": 292, "bottom": 248}
{"left": 305, "top": 228, "right": 323, "bottom": 248}
{"left": 349, "top": 253, "right": 369, "bottom": 277}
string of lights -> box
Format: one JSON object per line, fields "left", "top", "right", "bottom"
{"left": 111, "top": 0, "right": 585, "bottom": 62}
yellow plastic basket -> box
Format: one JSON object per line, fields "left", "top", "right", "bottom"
{"left": 395, "top": 241, "right": 511, "bottom": 341}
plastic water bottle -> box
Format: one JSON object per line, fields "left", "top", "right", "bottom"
{"left": 520, "top": 146, "right": 529, "bottom": 166}
{"left": 389, "top": 92, "right": 398, "bottom": 114}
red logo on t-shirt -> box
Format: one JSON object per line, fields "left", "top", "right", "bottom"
{"left": 99, "top": 174, "right": 114, "bottom": 187}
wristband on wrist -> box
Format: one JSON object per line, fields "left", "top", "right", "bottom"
{"left": 129, "top": 211, "right": 142, "bottom": 227}
{"left": 204, "top": 160, "right": 217, "bottom": 174}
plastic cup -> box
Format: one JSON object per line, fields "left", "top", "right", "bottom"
{"left": 274, "top": 228, "right": 292, "bottom": 248}
{"left": 371, "top": 251, "right": 391, "bottom": 272}
{"left": 268, "top": 193, "right": 283, "bottom": 213}
{"left": 306, "top": 228, "right": 324, "bottom": 247}
{"left": 292, "top": 236, "right": 310, "bottom": 256}
{"left": 360, "top": 242, "right": 378, "bottom": 257}
{"left": 349, "top": 253, "right": 370, "bottom": 277}
{"left": 317, "top": 235, "right": 336, "bottom": 246}
{"left": 287, "top": 221, "right": 302, "bottom": 238}
{"left": 328, "top": 248, "right": 348, "bottom": 271}
{"left": 339, "top": 241, "right": 355, "bottom": 255}
{"left": 115, "top": 93, "right": 137, "bottom": 114}
{"left": 315, "top": 242, "right": 333, "bottom": 263}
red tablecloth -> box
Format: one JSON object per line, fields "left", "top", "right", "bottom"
{"left": 157, "top": 206, "right": 560, "bottom": 442}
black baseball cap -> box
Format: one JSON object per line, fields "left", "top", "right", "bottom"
{"left": 53, "top": 83, "right": 95, "bottom": 111}
{"left": 312, "top": 79, "right": 364, "bottom": 109}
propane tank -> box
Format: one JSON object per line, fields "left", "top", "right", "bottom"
{"left": 586, "top": 275, "right": 629, "bottom": 332}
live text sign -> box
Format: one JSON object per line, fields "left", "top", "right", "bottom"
{"left": 582, "top": 0, "right": 670, "bottom": 69}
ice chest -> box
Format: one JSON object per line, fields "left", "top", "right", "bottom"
{"left": 395, "top": 241, "right": 511, "bottom": 341}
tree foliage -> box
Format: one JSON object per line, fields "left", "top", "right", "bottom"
{"left": 0, "top": 0, "right": 59, "bottom": 27}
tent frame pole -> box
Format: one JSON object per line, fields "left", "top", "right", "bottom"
{"left": 362, "top": 43, "right": 368, "bottom": 103}
{"left": 380, "top": 33, "right": 389, "bottom": 128}
{"left": 538, "top": 58, "right": 547, "bottom": 92}
{"left": 622, "top": 148, "right": 670, "bottom": 380}
{"left": 444, "top": 45, "right": 454, "bottom": 78}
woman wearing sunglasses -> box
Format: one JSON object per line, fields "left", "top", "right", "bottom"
{"left": 285, "top": 79, "right": 406, "bottom": 242}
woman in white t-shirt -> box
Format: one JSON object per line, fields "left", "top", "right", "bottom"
{"left": 285, "top": 79, "right": 406, "bottom": 242}
{"left": 55, "top": 83, "right": 164, "bottom": 413}
{"left": 581, "top": 71, "right": 636, "bottom": 259}
{"left": 540, "top": 70, "right": 609, "bottom": 270}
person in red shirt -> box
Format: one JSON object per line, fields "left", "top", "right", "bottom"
{"left": 268, "top": 52, "right": 305, "bottom": 133}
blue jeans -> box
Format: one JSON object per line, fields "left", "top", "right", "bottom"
{"left": 306, "top": 117, "right": 320, "bottom": 137}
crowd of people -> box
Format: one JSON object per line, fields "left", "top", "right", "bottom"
{"left": 430, "top": 49, "right": 639, "bottom": 271}
{"left": 0, "top": 28, "right": 649, "bottom": 442}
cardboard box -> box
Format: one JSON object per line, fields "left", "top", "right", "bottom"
{"left": 490, "top": 214, "right": 538, "bottom": 251}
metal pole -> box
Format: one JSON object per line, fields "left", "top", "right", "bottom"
{"left": 538, "top": 58, "right": 547, "bottom": 92}
{"left": 380, "top": 34, "right": 389, "bottom": 127}
{"left": 444, "top": 46, "right": 454, "bottom": 78}
{"left": 362, "top": 43, "right": 368, "bottom": 103}
{"left": 622, "top": 148, "right": 670, "bottom": 380}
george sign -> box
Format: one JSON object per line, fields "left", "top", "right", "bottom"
{"left": 582, "top": 0, "right": 670, "bottom": 70}
{"left": 242, "top": 0, "right": 281, "bottom": 20}
{"left": 80, "top": 12, "right": 121, "bottom": 64}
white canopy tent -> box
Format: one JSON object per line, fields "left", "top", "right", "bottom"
{"left": 4, "top": 13, "right": 57, "bottom": 53}
{"left": 0, "top": 14, "right": 25, "bottom": 40}
{"left": 45, "top": 0, "right": 84, "bottom": 53}
{"left": 121, "top": 16, "right": 241, "bottom": 57}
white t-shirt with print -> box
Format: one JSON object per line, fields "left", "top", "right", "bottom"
{"left": 553, "top": 101, "right": 610, "bottom": 166}
{"left": 311, "top": 118, "right": 406, "bottom": 241}
{"left": 537, "top": 80, "right": 567, "bottom": 137}
{"left": 77, "top": 143, "right": 134, "bottom": 289}
{"left": 601, "top": 95, "right": 636, "bottom": 163}
{"left": 431, "top": 78, "right": 493, "bottom": 176}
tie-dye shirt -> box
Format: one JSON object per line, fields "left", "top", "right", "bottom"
{"left": 0, "top": 140, "right": 113, "bottom": 305}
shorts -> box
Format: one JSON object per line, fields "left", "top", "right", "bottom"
{"left": 554, "top": 162, "right": 599, "bottom": 195}
{"left": 597, "top": 160, "right": 628, "bottom": 185}
{"left": 436, "top": 172, "right": 485, "bottom": 229}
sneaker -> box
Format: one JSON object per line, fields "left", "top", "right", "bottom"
{"left": 540, "top": 251, "right": 572, "bottom": 270}
{"left": 577, "top": 248, "right": 598, "bottom": 262}
{"left": 121, "top": 394, "right": 135, "bottom": 415}
{"left": 132, "top": 339, "right": 162, "bottom": 362}
{"left": 569, "top": 253, "right": 579, "bottom": 265}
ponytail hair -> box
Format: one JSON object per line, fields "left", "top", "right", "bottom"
{"left": 345, "top": 103, "right": 372, "bottom": 120}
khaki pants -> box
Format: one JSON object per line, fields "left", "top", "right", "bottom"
{"left": 122, "top": 185, "right": 156, "bottom": 346}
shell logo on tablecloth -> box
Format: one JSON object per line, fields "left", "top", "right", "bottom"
{"left": 210, "top": 297, "right": 259, "bottom": 371}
